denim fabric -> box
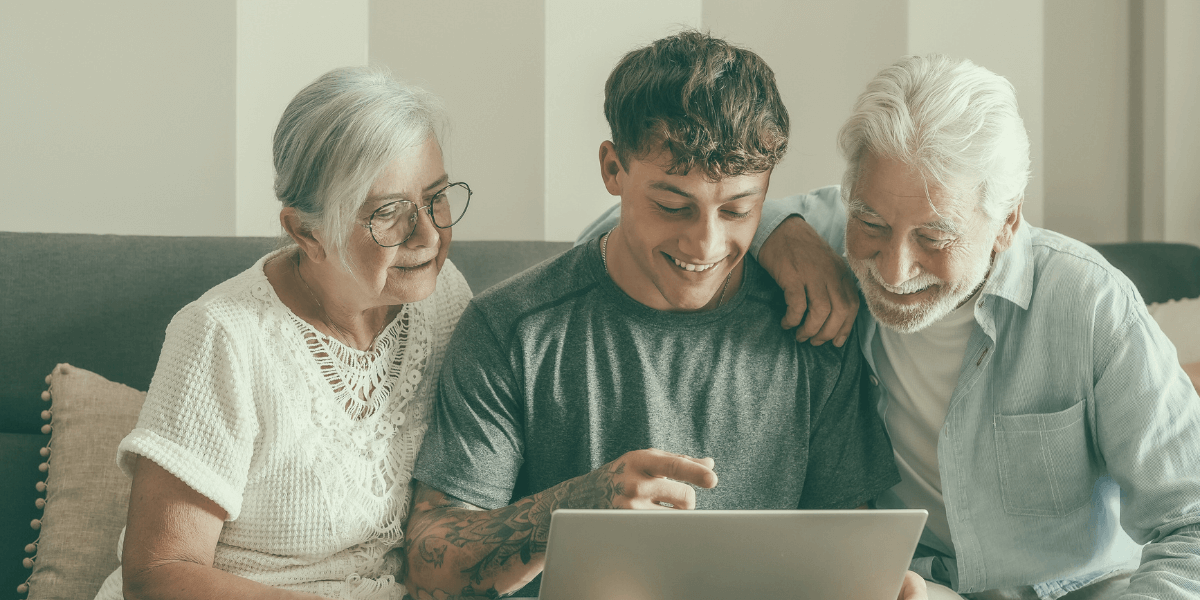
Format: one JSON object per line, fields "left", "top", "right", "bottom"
{"left": 579, "top": 187, "right": 1200, "bottom": 598}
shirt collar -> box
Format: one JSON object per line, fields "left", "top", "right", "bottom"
{"left": 980, "top": 219, "right": 1034, "bottom": 311}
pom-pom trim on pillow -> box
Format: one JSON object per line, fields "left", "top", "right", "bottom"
{"left": 18, "top": 367, "right": 58, "bottom": 596}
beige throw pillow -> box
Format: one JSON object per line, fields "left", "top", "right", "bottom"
{"left": 1148, "top": 296, "right": 1200, "bottom": 390}
{"left": 25, "top": 364, "right": 145, "bottom": 600}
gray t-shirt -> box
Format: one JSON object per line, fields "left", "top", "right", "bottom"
{"left": 415, "top": 238, "right": 898, "bottom": 515}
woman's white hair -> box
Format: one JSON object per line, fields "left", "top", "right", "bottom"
{"left": 838, "top": 54, "right": 1030, "bottom": 223}
{"left": 273, "top": 66, "right": 444, "bottom": 270}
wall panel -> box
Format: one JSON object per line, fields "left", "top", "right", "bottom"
{"left": 370, "top": 0, "right": 545, "bottom": 241}
{"left": 543, "top": 0, "right": 702, "bottom": 242}
{"left": 1044, "top": 0, "right": 1130, "bottom": 243}
{"left": 1163, "top": 0, "right": 1200, "bottom": 245}
{"left": 1, "top": 2, "right": 236, "bottom": 235}
{"left": 235, "top": 0, "right": 369, "bottom": 237}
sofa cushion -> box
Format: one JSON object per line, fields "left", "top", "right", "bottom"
{"left": 0, "top": 232, "right": 278, "bottom": 436}
{"left": 1148, "top": 296, "right": 1200, "bottom": 390}
{"left": 24, "top": 364, "right": 144, "bottom": 600}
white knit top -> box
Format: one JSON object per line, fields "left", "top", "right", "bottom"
{"left": 94, "top": 249, "right": 472, "bottom": 600}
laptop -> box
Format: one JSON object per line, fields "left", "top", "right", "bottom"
{"left": 535, "top": 509, "right": 928, "bottom": 600}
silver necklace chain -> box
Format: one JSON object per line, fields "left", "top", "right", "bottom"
{"left": 293, "top": 252, "right": 367, "bottom": 350}
{"left": 601, "top": 228, "right": 733, "bottom": 308}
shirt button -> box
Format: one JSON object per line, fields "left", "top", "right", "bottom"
{"left": 869, "top": 375, "right": 879, "bottom": 386}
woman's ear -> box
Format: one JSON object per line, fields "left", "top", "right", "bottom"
{"left": 599, "top": 141, "right": 624, "bottom": 197}
{"left": 991, "top": 201, "right": 1023, "bottom": 254}
{"left": 280, "top": 208, "right": 327, "bottom": 262}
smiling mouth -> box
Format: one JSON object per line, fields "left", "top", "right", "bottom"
{"left": 882, "top": 284, "right": 933, "bottom": 296}
{"left": 665, "top": 252, "right": 720, "bottom": 273}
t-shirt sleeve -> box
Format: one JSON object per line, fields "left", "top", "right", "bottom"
{"left": 413, "top": 302, "right": 525, "bottom": 510}
{"left": 798, "top": 339, "right": 900, "bottom": 509}
{"left": 117, "top": 302, "right": 259, "bottom": 520}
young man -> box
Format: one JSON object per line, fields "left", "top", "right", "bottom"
{"left": 404, "top": 31, "right": 900, "bottom": 599}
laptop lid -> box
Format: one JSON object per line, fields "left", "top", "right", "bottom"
{"left": 538, "top": 509, "right": 928, "bottom": 600}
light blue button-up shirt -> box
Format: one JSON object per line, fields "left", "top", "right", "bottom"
{"left": 579, "top": 186, "right": 1200, "bottom": 599}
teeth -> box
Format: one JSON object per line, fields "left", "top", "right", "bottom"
{"left": 672, "top": 256, "right": 716, "bottom": 272}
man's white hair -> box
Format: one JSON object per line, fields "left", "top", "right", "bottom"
{"left": 273, "top": 66, "right": 445, "bottom": 271}
{"left": 838, "top": 54, "right": 1030, "bottom": 223}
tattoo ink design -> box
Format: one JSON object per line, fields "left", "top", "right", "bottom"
{"left": 406, "top": 460, "right": 631, "bottom": 596}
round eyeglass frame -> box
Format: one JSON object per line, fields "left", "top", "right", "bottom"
{"left": 366, "top": 181, "right": 472, "bottom": 248}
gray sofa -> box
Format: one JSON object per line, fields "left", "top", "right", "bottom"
{"left": 2, "top": 231, "right": 1197, "bottom": 598}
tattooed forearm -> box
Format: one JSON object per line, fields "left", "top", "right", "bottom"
{"left": 404, "top": 462, "right": 629, "bottom": 595}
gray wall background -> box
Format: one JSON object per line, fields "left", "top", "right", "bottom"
{"left": 3, "top": 0, "right": 1197, "bottom": 246}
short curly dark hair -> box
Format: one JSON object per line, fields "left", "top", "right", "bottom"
{"left": 604, "top": 30, "right": 789, "bottom": 180}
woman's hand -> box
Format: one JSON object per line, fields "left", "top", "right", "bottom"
{"left": 122, "top": 456, "right": 330, "bottom": 600}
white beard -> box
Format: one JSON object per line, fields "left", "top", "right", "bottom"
{"left": 849, "top": 254, "right": 991, "bottom": 334}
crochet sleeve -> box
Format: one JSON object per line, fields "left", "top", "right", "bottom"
{"left": 117, "top": 302, "right": 259, "bottom": 520}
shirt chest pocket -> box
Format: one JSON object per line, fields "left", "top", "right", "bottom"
{"left": 993, "top": 400, "right": 1101, "bottom": 517}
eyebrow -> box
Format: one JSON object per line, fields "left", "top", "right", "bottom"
{"left": 846, "top": 197, "right": 881, "bottom": 219}
{"left": 648, "top": 180, "right": 763, "bottom": 202}
{"left": 848, "top": 196, "right": 963, "bottom": 236}
{"left": 369, "top": 174, "right": 451, "bottom": 203}
{"left": 923, "top": 218, "right": 964, "bottom": 236}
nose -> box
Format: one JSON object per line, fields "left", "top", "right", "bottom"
{"left": 677, "top": 211, "right": 723, "bottom": 262}
{"left": 406, "top": 203, "right": 440, "bottom": 249}
{"left": 875, "top": 236, "right": 921, "bottom": 285}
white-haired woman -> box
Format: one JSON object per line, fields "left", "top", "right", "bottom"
{"left": 94, "top": 66, "right": 473, "bottom": 600}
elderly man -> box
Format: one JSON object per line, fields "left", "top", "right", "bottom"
{"left": 586, "top": 54, "right": 1200, "bottom": 599}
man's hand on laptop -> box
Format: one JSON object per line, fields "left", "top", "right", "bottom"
{"left": 403, "top": 449, "right": 717, "bottom": 597}
{"left": 757, "top": 215, "right": 859, "bottom": 347}
{"left": 590, "top": 448, "right": 719, "bottom": 509}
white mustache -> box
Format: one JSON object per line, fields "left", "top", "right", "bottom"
{"left": 863, "top": 260, "right": 944, "bottom": 295}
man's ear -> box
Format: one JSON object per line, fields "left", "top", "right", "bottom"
{"left": 991, "top": 201, "right": 1023, "bottom": 254}
{"left": 280, "top": 207, "right": 327, "bottom": 262}
{"left": 599, "top": 141, "right": 624, "bottom": 197}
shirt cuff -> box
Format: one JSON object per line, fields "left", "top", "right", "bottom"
{"left": 751, "top": 201, "right": 803, "bottom": 259}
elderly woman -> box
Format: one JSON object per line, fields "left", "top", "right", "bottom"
{"left": 93, "top": 66, "right": 473, "bottom": 600}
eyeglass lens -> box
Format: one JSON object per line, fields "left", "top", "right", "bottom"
{"left": 371, "top": 183, "right": 470, "bottom": 246}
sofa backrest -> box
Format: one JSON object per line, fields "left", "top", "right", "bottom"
{"left": 4, "top": 232, "right": 1198, "bottom": 435}
{"left": 0, "top": 232, "right": 571, "bottom": 436}
{"left": 1092, "top": 242, "right": 1200, "bottom": 304}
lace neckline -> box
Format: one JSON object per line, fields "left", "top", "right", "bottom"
{"left": 252, "top": 249, "right": 430, "bottom": 420}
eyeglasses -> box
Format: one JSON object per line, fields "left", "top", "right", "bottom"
{"left": 366, "top": 181, "right": 471, "bottom": 247}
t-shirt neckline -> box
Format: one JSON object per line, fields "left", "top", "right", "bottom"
{"left": 584, "top": 236, "right": 758, "bottom": 327}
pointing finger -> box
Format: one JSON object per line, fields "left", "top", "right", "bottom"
{"left": 645, "top": 455, "right": 718, "bottom": 489}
